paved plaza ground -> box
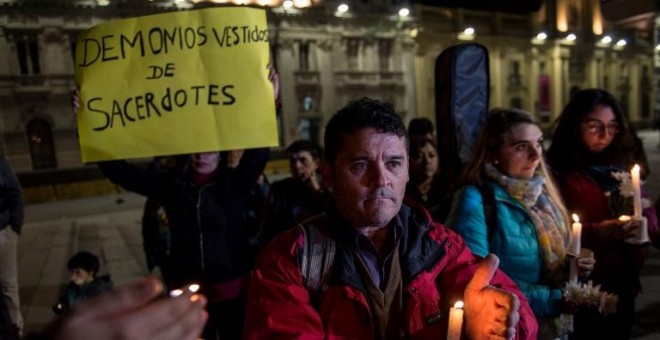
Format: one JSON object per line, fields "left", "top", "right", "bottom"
{"left": 15, "top": 129, "right": 660, "bottom": 338}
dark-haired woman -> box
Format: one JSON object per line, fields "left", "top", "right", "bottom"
{"left": 547, "top": 88, "right": 658, "bottom": 339}
{"left": 405, "top": 138, "right": 451, "bottom": 220}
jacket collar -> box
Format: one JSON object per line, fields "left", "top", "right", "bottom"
{"left": 325, "top": 202, "right": 446, "bottom": 290}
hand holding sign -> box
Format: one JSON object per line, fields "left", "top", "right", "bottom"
{"left": 464, "top": 254, "right": 520, "bottom": 340}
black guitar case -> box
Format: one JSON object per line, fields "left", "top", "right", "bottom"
{"left": 434, "top": 43, "right": 490, "bottom": 203}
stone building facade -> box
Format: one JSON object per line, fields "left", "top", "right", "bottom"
{"left": 414, "top": 0, "right": 656, "bottom": 128}
{"left": 0, "top": 0, "right": 654, "bottom": 175}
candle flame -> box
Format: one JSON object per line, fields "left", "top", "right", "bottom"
{"left": 632, "top": 164, "right": 640, "bottom": 173}
{"left": 572, "top": 214, "right": 579, "bottom": 223}
{"left": 454, "top": 301, "right": 464, "bottom": 309}
{"left": 189, "top": 284, "right": 200, "bottom": 293}
{"left": 169, "top": 289, "right": 184, "bottom": 298}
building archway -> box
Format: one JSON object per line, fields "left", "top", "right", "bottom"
{"left": 26, "top": 118, "right": 56, "bottom": 169}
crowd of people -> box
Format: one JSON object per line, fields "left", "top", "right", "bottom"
{"left": 1, "top": 65, "right": 660, "bottom": 340}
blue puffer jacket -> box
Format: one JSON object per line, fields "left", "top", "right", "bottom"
{"left": 446, "top": 181, "right": 562, "bottom": 318}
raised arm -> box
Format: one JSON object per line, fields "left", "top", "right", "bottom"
{"left": 98, "top": 160, "right": 162, "bottom": 199}
{"left": 234, "top": 147, "right": 270, "bottom": 192}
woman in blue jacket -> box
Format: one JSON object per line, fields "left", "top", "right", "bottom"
{"left": 446, "top": 108, "right": 594, "bottom": 339}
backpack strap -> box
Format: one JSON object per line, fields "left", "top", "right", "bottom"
{"left": 477, "top": 184, "right": 497, "bottom": 242}
{"left": 298, "top": 214, "right": 336, "bottom": 306}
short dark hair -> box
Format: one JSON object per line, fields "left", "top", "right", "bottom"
{"left": 67, "top": 251, "right": 100, "bottom": 276}
{"left": 324, "top": 97, "right": 407, "bottom": 164}
{"left": 285, "top": 140, "right": 321, "bottom": 160}
{"left": 408, "top": 118, "right": 434, "bottom": 137}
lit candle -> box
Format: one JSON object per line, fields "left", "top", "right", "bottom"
{"left": 619, "top": 215, "right": 631, "bottom": 223}
{"left": 570, "top": 214, "right": 582, "bottom": 256}
{"left": 189, "top": 283, "right": 200, "bottom": 293}
{"left": 568, "top": 214, "right": 582, "bottom": 283}
{"left": 447, "top": 301, "right": 464, "bottom": 340}
{"left": 631, "top": 164, "right": 642, "bottom": 219}
{"left": 169, "top": 289, "right": 184, "bottom": 298}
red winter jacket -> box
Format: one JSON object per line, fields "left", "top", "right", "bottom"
{"left": 245, "top": 204, "right": 538, "bottom": 339}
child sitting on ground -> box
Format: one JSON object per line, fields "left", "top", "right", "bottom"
{"left": 52, "top": 251, "right": 113, "bottom": 314}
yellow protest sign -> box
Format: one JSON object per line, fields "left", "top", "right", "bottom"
{"left": 75, "top": 7, "right": 278, "bottom": 163}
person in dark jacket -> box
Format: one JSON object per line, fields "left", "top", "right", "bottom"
{"left": 99, "top": 148, "right": 268, "bottom": 340}
{"left": 547, "top": 89, "right": 659, "bottom": 340}
{"left": 259, "top": 140, "right": 328, "bottom": 246}
{"left": 53, "top": 251, "right": 113, "bottom": 315}
{"left": 141, "top": 155, "right": 185, "bottom": 288}
{"left": 0, "top": 156, "right": 24, "bottom": 335}
{"left": 72, "top": 65, "right": 278, "bottom": 340}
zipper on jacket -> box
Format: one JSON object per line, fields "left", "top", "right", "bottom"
{"left": 197, "top": 187, "right": 206, "bottom": 270}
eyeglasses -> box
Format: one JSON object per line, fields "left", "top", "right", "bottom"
{"left": 582, "top": 120, "right": 620, "bottom": 136}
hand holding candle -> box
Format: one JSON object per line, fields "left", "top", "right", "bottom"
{"left": 447, "top": 301, "right": 464, "bottom": 340}
{"left": 621, "top": 215, "right": 650, "bottom": 245}
{"left": 464, "top": 254, "right": 520, "bottom": 340}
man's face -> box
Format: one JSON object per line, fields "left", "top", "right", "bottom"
{"left": 322, "top": 128, "right": 409, "bottom": 229}
{"left": 289, "top": 150, "right": 319, "bottom": 182}
{"left": 190, "top": 152, "right": 220, "bottom": 175}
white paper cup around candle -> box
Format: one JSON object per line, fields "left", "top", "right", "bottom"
{"left": 568, "top": 256, "right": 578, "bottom": 283}
{"left": 623, "top": 217, "right": 650, "bottom": 245}
{"left": 447, "top": 300, "right": 464, "bottom": 340}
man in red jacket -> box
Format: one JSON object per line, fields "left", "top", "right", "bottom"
{"left": 246, "top": 97, "right": 537, "bottom": 339}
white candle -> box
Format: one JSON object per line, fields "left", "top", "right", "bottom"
{"left": 631, "top": 164, "right": 642, "bottom": 219}
{"left": 568, "top": 214, "right": 582, "bottom": 283}
{"left": 570, "top": 214, "right": 582, "bottom": 256}
{"left": 447, "top": 301, "right": 464, "bottom": 340}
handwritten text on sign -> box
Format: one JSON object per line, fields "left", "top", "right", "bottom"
{"left": 75, "top": 7, "right": 278, "bottom": 163}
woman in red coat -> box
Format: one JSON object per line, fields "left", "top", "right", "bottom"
{"left": 547, "top": 89, "right": 658, "bottom": 339}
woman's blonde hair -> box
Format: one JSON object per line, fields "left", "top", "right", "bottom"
{"left": 462, "top": 108, "right": 570, "bottom": 227}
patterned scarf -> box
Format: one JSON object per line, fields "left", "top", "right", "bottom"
{"left": 484, "top": 164, "right": 570, "bottom": 281}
